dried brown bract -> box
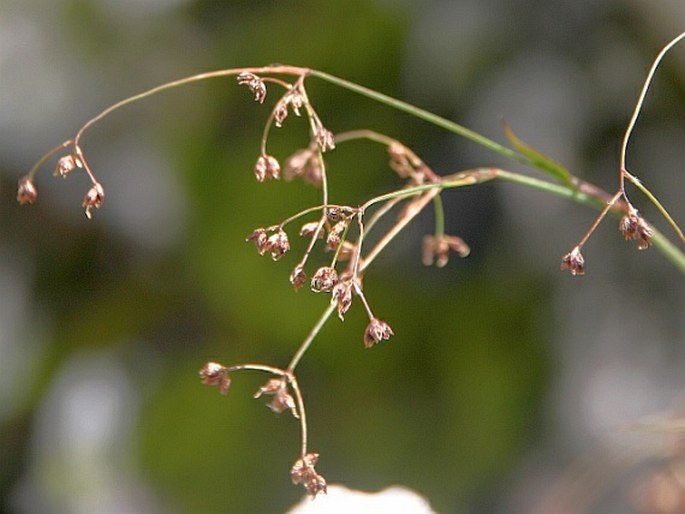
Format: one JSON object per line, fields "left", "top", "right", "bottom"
{"left": 254, "top": 378, "right": 299, "bottom": 418}
{"left": 17, "top": 176, "right": 37, "bottom": 205}
{"left": 363, "top": 318, "right": 394, "bottom": 348}
{"left": 560, "top": 246, "right": 585, "bottom": 276}
{"left": 291, "top": 453, "right": 327, "bottom": 498}
{"left": 237, "top": 72, "right": 267, "bottom": 103}
{"left": 83, "top": 183, "right": 105, "bottom": 219}
{"left": 311, "top": 266, "right": 339, "bottom": 293}
{"left": 199, "top": 362, "right": 231, "bottom": 395}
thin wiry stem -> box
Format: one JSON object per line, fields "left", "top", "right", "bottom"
{"left": 432, "top": 194, "right": 446, "bottom": 240}
{"left": 287, "top": 302, "right": 336, "bottom": 373}
{"left": 618, "top": 31, "right": 685, "bottom": 243}
{"left": 287, "top": 373, "right": 309, "bottom": 458}
{"left": 620, "top": 31, "right": 685, "bottom": 174}
{"left": 26, "top": 139, "right": 74, "bottom": 180}
{"left": 309, "top": 70, "right": 528, "bottom": 165}
{"left": 73, "top": 65, "right": 309, "bottom": 148}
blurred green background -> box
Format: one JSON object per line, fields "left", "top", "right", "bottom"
{"left": 1, "top": 1, "right": 685, "bottom": 513}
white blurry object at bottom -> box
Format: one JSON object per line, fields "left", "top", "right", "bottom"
{"left": 287, "top": 484, "right": 439, "bottom": 514}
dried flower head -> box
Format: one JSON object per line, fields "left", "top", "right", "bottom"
{"left": 254, "top": 378, "right": 299, "bottom": 418}
{"left": 422, "top": 235, "right": 471, "bottom": 268}
{"left": 284, "top": 148, "right": 314, "bottom": 181}
{"left": 283, "top": 148, "right": 323, "bottom": 187}
{"left": 299, "top": 221, "right": 321, "bottom": 238}
{"left": 315, "top": 126, "right": 335, "bottom": 153}
{"left": 619, "top": 211, "right": 653, "bottom": 250}
{"left": 17, "top": 176, "right": 37, "bottom": 205}
{"left": 254, "top": 154, "right": 281, "bottom": 182}
{"left": 237, "top": 72, "right": 267, "bottom": 103}
{"left": 363, "top": 318, "right": 394, "bottom": 348}
{"left": 83, "top": 182, "right": 105, "bottom": 219}
{"left": 331, "top": 281, "right": 353, "bottom": 320}
{"left": 199, "top": 362, "right": 231, "bottom": 395}
{"left": 560, "top": 246, "right": 585, "bottom": 276}
{"left": 264, "top": 229, "right": 290, "bottom": 260}
{"left": 291, "top": 453, "right": 327, "bottom": 498}
{"left": 246, "top": 227, "right": 269, "bottom": 255}
{"left": 290, "top": 264, "right": 308, "bottom": 291}
{"left": 303, "top": 155, "right": 324, "bottom": 187}
{"left": 274, "top": 91, "right": 305, "bottom": 128}
{"left": 54, "top": 154, "right": 80, "bottom": 178}
{"left": 326, "top": 220, "right": 347, "bottom": 250}
{"left": 285, "top": 90, "right": 305, "bottom": 115}
{"left": 311, "top": 266, "right": 339, "bottom": 293}
{"left": 326, "top": 207, "right": 341, "bottom": 222}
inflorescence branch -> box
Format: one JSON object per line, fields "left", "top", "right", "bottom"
{"left": 17, "top": 32, "right": 685, "bottom": 498}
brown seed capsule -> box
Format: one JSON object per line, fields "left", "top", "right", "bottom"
{"left": 290, "top": 264, "right": 307, "bottom": 291}
{"left": 331, "top": 281, "right": 353, "bottom": 320}
{"left": 246, "top": 228, "right": 269, "bottom": 255}
{"left": 363, "top": 318, "right": 394, "bottom": 348}
{"left": 274, "top": 100, "right": 289, "bottom": 128}
{"left": 619, "top": 212, "right": 653, "bottom": 250}
{"left": 254, "top": 155, "right": 280, "bottom": 182}
{"left": 311, "top": 266, "right": 339, "bottom": 293}
{"left": 264, "top": 230, "right": 290, "bottom": 261}
{"left": 560, "top": 247, "right": 585, "bottom": 276}
{"left": 17, "top": 176, "right": 37, "bottom": 205}
{"left": 54, "top": 154, "right": 79, "bottom": 178}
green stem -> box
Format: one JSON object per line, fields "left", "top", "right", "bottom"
{"left": 287, "top": 302, "right": 337, "bottom": 372}
{"left": 309, "top": 70, "right": 529, "bottom": 166}
{"left": 495, "top": 170, "right": 685, "bottom": 274}
{"left": 432, "top": 194, "right": 445, "bottom": 239}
